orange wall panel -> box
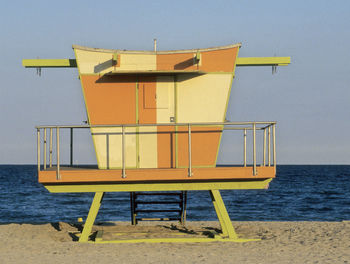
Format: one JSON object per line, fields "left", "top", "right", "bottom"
{"left": 157, "top": 53, "right": 197, "bottom": 71}
{"left": 81, "top": 75, "right": 136, "bottom": 125}
{"left": 200, "top": 48, "right": 238, "bottom": 72}
{"left": 39, "top": 166, "right": 274, "bottom": 184}
{"left": 156, "top": 47, "right": 238, "bottom": 73}
{"left": 177, "top": 126, "right": 222, "bottom": 167}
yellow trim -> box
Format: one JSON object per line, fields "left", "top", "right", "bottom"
{"left": 73, "top": 49, "right": 100, "bottom": 168}
{"left": 136, "top": 80, "right": 140, "bottom": 168}
{"left": 22, "top": 59, "right": 77, "bottom": 68}
{"left": 215, "top": 127, "right": 224, "bottom": 166}
{"left": 232, "top": 46, "right": 240, "bottom": 77}
{"left": 215, "top": 47, "right": 239, "bottom": 165}
{"left": 44, "top": 179, "right": 272, "bottom": 193}
{"left": 38, "top": 71, "right": 235, "bottom": 76}
{"left": 92, "top": 237, "right": 259, "bottom": 243}
{"left": 175, "top": 131, "right": 179, "bottom": 172}
{"left": 174, "top": 75, "right": 178, "bottom": 168}
{"left": 236, "top": 57, "right": 291, "bottom": 66}
{"left": 107, "top": 70, "right": 205, "bottom": 75}
{"left": 72, "top": 43, "right": 242, "bottom": 55}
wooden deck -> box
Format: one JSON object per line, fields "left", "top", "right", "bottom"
{"left": 39, "top": 166, "right": 275, "bottom": 184}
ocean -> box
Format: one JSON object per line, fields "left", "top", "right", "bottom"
{"left": 0, "top": 165, "right": 349, "bottom": 223}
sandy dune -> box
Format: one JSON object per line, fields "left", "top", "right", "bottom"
{"left": 1, "top": 221, "right": 349, "bottom": 264}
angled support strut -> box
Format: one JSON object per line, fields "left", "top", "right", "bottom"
{"left": 79, "top": 192, "right": 104, "bottom": 242}
{"left": 210, "top": 189, "right": 238, "bottom": 239}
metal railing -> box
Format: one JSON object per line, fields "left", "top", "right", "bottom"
{"left": 36, "top": 121, "right": 276, "bottom": 180}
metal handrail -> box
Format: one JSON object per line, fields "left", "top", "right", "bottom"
{"left": 35, "top": 121, "right": 276, "bottom": 129}
{"left": 36, "top": 121, "right": 277, "bottom": 180}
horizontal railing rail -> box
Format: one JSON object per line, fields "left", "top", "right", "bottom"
{"left": 36, "top": 122, "right": 276, "bottom": 180}
{"left": 35, "top": 121, "right": 276, "bottom": 129}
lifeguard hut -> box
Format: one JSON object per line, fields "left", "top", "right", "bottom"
{"left": 23, "top": 42, "right": 290, "bottom": 243}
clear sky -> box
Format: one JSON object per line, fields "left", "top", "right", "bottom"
{"left": 0, "top": 0, "right": 349, "bottom": 164}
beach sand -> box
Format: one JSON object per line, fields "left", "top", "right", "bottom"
{"left": 1, "top": 221, "right": 349, "bottom": 264}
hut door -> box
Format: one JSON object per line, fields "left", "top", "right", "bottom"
{"left": 138, "top": 76, "right": 175, "bottom": 168}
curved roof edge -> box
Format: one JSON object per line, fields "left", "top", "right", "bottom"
{"left": 72, "top": 43, "right": 241, "bottom": 54}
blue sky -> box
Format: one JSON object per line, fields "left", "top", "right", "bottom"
{"left": 0, "top": 0, "right": 349, "bottom": 164}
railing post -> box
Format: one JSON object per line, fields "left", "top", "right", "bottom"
{"left": 37, "top": 129, "right": 40, "bottom": 173}
{"left": 56, "top": 127, "right": 60, "bottom": 180}
{"left": 263, "top": 128, "right": 266, "bottom": 166}
{"left": 268, "top": 126, "right": 271, "bottom": 166}
{"left": 122, "top": 126, "right": 126, "bottom": 178}
{"left": 273, "top": 124, "right": 276, "bottom": 168}
{"left": 70, "top": 127, "right": 73, "bottom": 167}
{"left": 43, "top": 128, "right": 47, "bottom": 170}
{"left": 49, "top": 128, "right": 53, "bottom": 168}
{"left": 243, "top": 129, "right": 247, "bottom": 167}
{"left": 106, "top": 134, "right": 109, "bottom": 169}
{"left": 253, "top": 123, "right": 257, "bottom": 176}
{"left": 188, "top": 124, "right": 192, "bottom": 177}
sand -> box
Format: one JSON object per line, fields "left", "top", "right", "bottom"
{"left": 1, "top": 221, "right": 349, "bottom": 264}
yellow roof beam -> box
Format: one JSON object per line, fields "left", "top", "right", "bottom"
{"left": 236, "top": 57, "right": 291, "bottom": 67}
{"left": 22, "top": 57, "right": 291, "bottom": 68}
{"left": 22, "top": 59, "right": 77, "bottom": 68}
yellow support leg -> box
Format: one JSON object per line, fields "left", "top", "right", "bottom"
{"left": 79, "top": 192, "right": 104, "bottom": 242}
{"left": 77, "top": 190, "right": 259, "bottom": 243}
{"left": 210, "top": 190, "right": 238, "bottom": 239}
{"left": 210, "top": 191, "right": 229, "bottom": 237}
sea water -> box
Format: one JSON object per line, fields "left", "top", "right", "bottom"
{"left": 0, "top": 165, "right": 349, "bottom": 223}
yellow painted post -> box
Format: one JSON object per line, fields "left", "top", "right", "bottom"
{"left": 79, "top": 192, "right": 104, "bottom": 242}
{"left": 210, "top": 190, "right": 238, "bottom": 239}
{"left": 210, "top": 191, "right": 228, "bottom": 237}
